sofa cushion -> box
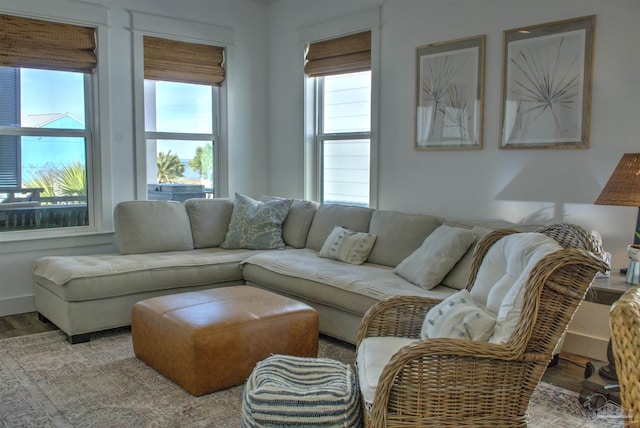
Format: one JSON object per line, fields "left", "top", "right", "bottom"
{"left": 221, "top": 193, "right": 293, "bottom": 250}
{"left": 367, "top": 210, "right": 443, "bottom": 267}
{"left": 114, "top": 201, "right": 194, "bottom": 254}
{"left": 185, "top": 198, "right": 235, "bottom": 249}
{"left": 469, "top": 232, "right": 562, "bottom": 344}
{"left": 420, "top": 289, "right": 496, "bottom": 341}
{"left": 393, "top": 225, "right": 476, "bottom": 290}
{"left": 282, "top": 199, "right": 319, "bottom": 248}
{"left": 242, "top": 249, "right": 456, "bottom": 313}
{"left": 441, "top": 226, "right": 493, "bottom": 290}
{"left": 305, "top": 204, "right": 373, "bottom": 251}
{"left": 32, "top": 248, "right": 258, "bottom": 300}
{"left": 258, "top": 197, "right": 319, "bottom": 249}
{"left": 318, "top": 226, "right": 377, "bottom": 265}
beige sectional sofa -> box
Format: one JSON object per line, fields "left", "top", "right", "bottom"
{"left": 32, "top": 196, "right": 533, "bottom": 344}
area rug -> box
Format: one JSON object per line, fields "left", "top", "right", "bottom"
{"left": 0, "top": 329, "right": 624, "bottom": 427}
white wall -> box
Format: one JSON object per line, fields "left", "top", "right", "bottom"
{"left": 0, "top": 0, "right": 270, "bottom": 316}
{"left": 267, "top": 0, "right": 640, "bottom": 359}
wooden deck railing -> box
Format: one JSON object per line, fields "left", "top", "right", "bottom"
{"left": 0, "top": 203, "right": 89, "bottom": 231}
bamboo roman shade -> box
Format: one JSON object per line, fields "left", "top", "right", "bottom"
{"left": 0, "top": 14, "right": 96, "bottom": 73}
{"left": 304, "top": 31, "right": 371, "bottom": 77}
{"left": 143, "top": 36, "right": 225, "bottom": 86}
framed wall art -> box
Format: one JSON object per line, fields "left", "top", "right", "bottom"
{"left": 500, "top": 15, "right": 595, "bottom": 149}
{"left": 415, "top": 35, "right": 485, "bottom": 151}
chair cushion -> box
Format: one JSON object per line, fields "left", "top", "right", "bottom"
{"left": 469, "top": 232, "right": 562, "bottom": 344}
{"left": 356, "top": 336, "right": 415, "bottom": 404}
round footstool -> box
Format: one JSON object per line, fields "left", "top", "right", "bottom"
{"left": 242, "top": 354, "right": 362, "bottom": 428}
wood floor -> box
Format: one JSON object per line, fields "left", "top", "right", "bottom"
{"left": 0, "top": 311, "right": 593, "bottom": 394}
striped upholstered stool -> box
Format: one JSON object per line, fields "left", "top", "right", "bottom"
{"left": 242, "top": 354, "right": 362, "bottom": 428}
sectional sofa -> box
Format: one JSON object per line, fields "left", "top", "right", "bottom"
{"left": 32, "top": 195, "right": 537, "bottom": 344}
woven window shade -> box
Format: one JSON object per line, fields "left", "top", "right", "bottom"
{"left": 0, "top": 14, "right": 96, "bottom": 73}
{"left": 304, "top": 31, "right": 371, "bottom": 77}
{"left": 144, "top": 36, "right": 224, "bottom": 86}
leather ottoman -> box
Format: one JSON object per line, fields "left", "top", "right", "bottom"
{"left": 131, "top": 286, "right": 319, "bottom": 396}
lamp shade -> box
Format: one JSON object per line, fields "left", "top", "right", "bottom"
{"left": 595, "top": 153, "right": 640, "bottom": 207}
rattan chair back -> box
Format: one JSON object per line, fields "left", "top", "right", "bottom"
{"left": 610, "top": 286, "right": 640, "bottom": 427}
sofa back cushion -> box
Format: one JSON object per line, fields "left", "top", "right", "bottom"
{"left": 367, "top": 210, "right": 443, "bottom": 267}
{"left": 282, "top": 199, "right": 319, "bottom": 248}
{"left": 114, "top": 201, "right": 194, "bottom": 254}
{"left": 184, "top": 198, "right": 235, "bottom": 248}
{"left": 305, "top": 204, "right": 373, "bottom": 251}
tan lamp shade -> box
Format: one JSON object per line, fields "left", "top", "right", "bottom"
{"left": 595, "top": 153, "right": 640, "bottom": 207}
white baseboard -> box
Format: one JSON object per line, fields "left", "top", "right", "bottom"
{"left": 0, "top": 295, "right": 36, "bottom": 317}
{"left": 562, "top": 330, "right": 609, "bottom": 361}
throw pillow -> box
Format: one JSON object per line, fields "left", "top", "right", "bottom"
{"left": 318, "top": 226, "right": 377, "bottom": 265}
{"left": 420, "top": 289, "right": 496, "bottom": 341}
{"left": 441, "top": 226, "right": 493, "bottom": 290}
{"left": 393, "top": 225, "right": 476, "bottom": 290}
{"left": 220, "top": 193, "right": 293, "bottom": 250}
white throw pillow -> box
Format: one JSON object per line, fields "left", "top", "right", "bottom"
{"left": 441, "top": 226, "right": 493, "bottom": 290}
{"left": 318, "top": 226, "right": 377, "bottom": 265}
{"left": 469, "top": 233, "right": 562, "bottom": 344}
{"left": 393, "top": 225, "right": 476, "bottom": 290}
{"left": 420, "top": 289, "right": 496, "bottom": 341}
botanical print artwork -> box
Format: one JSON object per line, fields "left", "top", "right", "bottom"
{"left": 415, "top": 35, "right": 484, "bottom": 151}
{"left": 503, "top": 30, "right": 585, "bottom": 146}
{"left": 500, "top": 15, "right": 594, "bottom": 149}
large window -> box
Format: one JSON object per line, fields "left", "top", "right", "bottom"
{"left": 144, "top": 80, "right": 217, "bottom": 200}
{"left": 142, "top": 35, "right": 223, "bottom": 201}
{"left": 305, "top": 30, "right": 373, "bottom": 207}
{"left": 316, "top": 71, "right": 371, "bottom": 206}
{"left": 0, "top": 14, "right": 96, "bottom": 233}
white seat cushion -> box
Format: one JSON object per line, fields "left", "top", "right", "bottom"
{"left": 356, "top": 336, "right": 415, "bottom": 404}
{"left": 469, "top": 232, "right": 562, "bottom": 344}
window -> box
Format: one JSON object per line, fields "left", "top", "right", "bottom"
{"left": 305, "top": 31, "right": 373, "bottom": 207}
{"left": 316, "top": 71, "right": 371, "bottom": 206}
{"left": 0, "top": 14, "right": 96, "bottom": 233}
{"left": 142, "top": 36, "right": 224, "bottom": 201}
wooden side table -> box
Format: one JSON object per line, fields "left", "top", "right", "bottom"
{"left": 579, "top": 272, "right": 630, "bottom": 408}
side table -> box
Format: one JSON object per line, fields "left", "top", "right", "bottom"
{"left": 579, "top": 273, "right": 630, "bottom": 408}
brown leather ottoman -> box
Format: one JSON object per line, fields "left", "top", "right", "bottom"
{"left": 131, "top": 286, "right": 319, "bottom": 396}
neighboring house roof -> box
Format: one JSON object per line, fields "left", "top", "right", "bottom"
{"left": 22, "top": 112, "right": 84, "bottom": 128}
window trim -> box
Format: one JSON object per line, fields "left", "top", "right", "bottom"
{"left": 300, "top": 7, "right": 380, "bottom": 208}
{"left": 0, "top": 1, "right": 111, "bottom": 242}
{"left": 131, "top": 12, "right": 233, "bottom": 200}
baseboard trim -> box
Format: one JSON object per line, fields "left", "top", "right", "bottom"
{"left": 0, "top": 295, "right": 35, "bottom": 317}
{"left": 562, "top": 331, "right": 608, "bottom": 361}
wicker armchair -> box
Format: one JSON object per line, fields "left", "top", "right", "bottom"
{"left": 356, "top": 225, "right": 609, "bottom": 427}
{"left": 610, "top": 285, "right": 640, "bottom": 427}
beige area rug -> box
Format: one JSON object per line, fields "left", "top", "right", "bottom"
{"left": 0, "top": 329, "right": 624, "bottom": 427}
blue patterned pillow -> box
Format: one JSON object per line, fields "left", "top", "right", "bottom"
{"left": 220, "top": 193, "right": 293, "bottom": 249}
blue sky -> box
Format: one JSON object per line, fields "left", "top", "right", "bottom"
{"left": 20, "top": 69, "right": 212, "bottom": 180}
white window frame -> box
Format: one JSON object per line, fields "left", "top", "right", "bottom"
{"left": 300, "top": 7, "right": 380, "bottom": 208}
{"left": 315, "top": 75, "right": 371, "bottom": 206}
{"left": 0, "top": 0, "right": 111, "bottom": 243}
{"left": 131, "top": 12, "right": 233, "bottom": 200}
